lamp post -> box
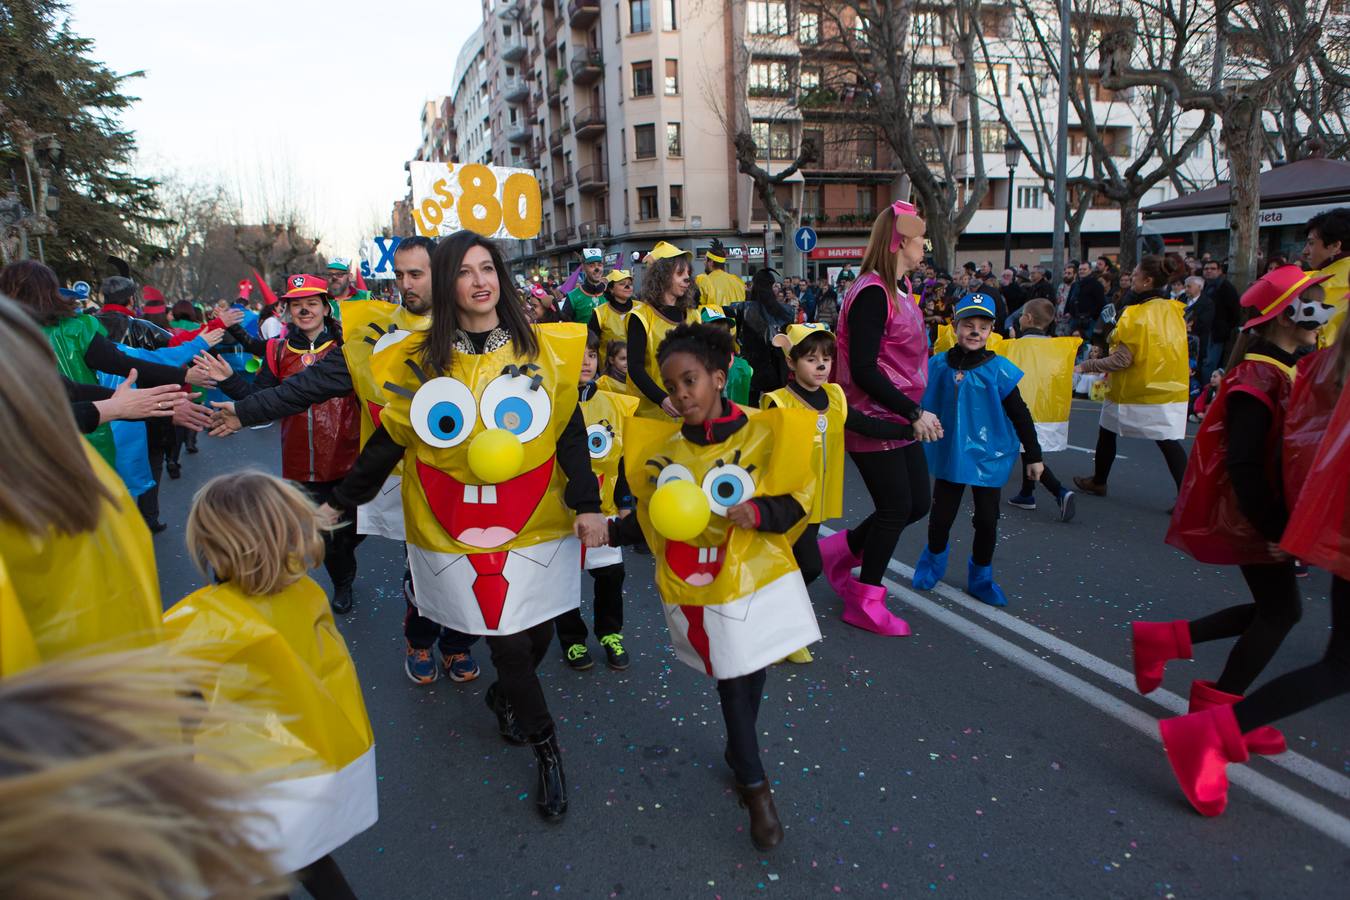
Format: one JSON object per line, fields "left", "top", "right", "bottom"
{"left": 1003, "top": 139, "right": 1020, "bottom": 271}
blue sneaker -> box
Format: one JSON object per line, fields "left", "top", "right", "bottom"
{"left": 1007, "top": 493, "right": 1037, "bottom": 510}
{"left": 442, "top": 651, "right": 481, "bottom": 683}
{"left": 912, "top": 545, "right": 949, "bottom": 590}
{"left": 405, "top": 643, "right": 438, "bottom": 684}
{"left": 967, "top": 558, "right": 1009, "bottom": 607}
{"left": 1057, "top": 489, "right": 1077, "bottom": 523}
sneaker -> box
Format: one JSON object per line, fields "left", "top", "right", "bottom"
{"left": 405, "top": 644, "right": 438, "bottom": 684}
{"left": 599, "top": 633, "right": 630, "bottom": 671}
{"left": 1007, "top": 493, "right": 1037, "bottom": 510}
{"left": 1057, "top": 489, "right": 1077, "bottom": 523}
{"left": 1294, "top": 560, "right": 1309, "bottom": 578}
{"left": 442, "top": 651, "right": 481, "bottom": 682}
{"left": 564, "top": 643, "right": 594, "bottom": 671}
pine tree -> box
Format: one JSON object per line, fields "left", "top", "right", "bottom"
{"left": 0, "top": 0, "right": 165, "bottom": 279}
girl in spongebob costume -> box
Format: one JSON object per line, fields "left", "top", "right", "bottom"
{"left": 329, "top": 231, "right": 605, "bottom": 822}
{"left": 608, "top": 323, "right": 820, "bottom": 852}
{"left": 0, "top": 297, "right": 161, "bottom": 678}
{"left": 164, "top": 472, "right": 372, "bottom": 899}
{"left": 627, "top": 242, "right": 701, "bottom": 419}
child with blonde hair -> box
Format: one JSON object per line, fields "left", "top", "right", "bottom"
{"left": 166, "top": 471, "right": 376, "bottom": 900}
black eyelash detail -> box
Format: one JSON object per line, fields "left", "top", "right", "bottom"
{"left": 406, "top": 359, "right": 430, "bottom": 384}
{"left": 745, "top": 463, "right": 757, "bottom": 474}
{"left": 644, "top": 455, "right": 674, "bottom": 472}
{"left": 370, "top": 323, "right": 388, "bottom": 336}
{"left": 384, "top": 382, "right": 415, "bottom": 399}
{"left": 713, "top": 449, "right": 745, "bottom": 468}
{"left": 502, "top": 363, "right": 545, "bottom": 392}
{"left": 364, "top": 336, "right": 378, "bottom": 346}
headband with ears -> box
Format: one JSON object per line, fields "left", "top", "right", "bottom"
{"left": 889, "top": 200, "right": 927, "bottom": 253}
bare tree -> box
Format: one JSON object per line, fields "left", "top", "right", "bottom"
{"left": 139, "top": 173, "right": 237, "bottom": 298}
{"left": 232, "top": 222, "right": 323, "bottom": 289}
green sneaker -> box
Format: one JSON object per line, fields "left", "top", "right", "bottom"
{"left": 565, "top": 643, "right": 594, "bottom": 671}
{"left": 599, "top": 633, "right": 630, "bottom": 671}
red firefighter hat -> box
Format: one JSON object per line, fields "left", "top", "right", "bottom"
{"left": 281, "top": 273, "right": 329, "bottom": 300}
{"left": 1239, "top": 265, "right": 1331, "bottom": 329}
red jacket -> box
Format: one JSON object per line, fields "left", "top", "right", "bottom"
{"left": 265, "top": 337, "right": 359, "bottom": 483}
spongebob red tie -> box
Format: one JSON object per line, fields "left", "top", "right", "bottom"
{"left": 469, "top": 552, "right": 509, "bottom": 629}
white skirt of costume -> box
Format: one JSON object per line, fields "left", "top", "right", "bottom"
{"left": 244, "top": 746, "right": 378, "bottom": 875}
{"left": 583, "top": 542, "right": 623, "bottom": 570}
{"left": 356, "top": 475, "right": 405, "bottom": 541}
{"left": 1099, "top": 399, "right": 1187, "bottom": 441}
{"left": 1023, "top": 420, "right": 1069, "bottom": 454}
{"left": 662, "top": 570, "right": 820, "bottom": 680}
{"left": 407, "top": 535, "right": 582, "bottom": 635}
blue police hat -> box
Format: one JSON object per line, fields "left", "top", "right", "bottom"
{"left": 953, "top": 292, "right": 998, "bottom": 321}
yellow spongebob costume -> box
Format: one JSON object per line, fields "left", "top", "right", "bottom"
{"left": 629, "top": 301, "right": 701, "bottom": 419}
{"left": 340, "top": 299, "right": 430, "bottom": 541}
{"left": 163, "top": 576, "right": 376, "bottom": 875}
{"left": 1313, "top": 254, "right": 1349, "bottom": 348}
{"left": 0, "top": 445, "right": 161, "bottom": 677}
{"left": 373, "top": 323, "right": 587, "bottom": 635}
{"left": 994, "top": 335, "right": 1082, "bottom": 451}
{"left": 580, "top": 385, "right": 639, "bottom": 570}
{"left": 623, "top": 406, "right": 821, "bottom": 678}
{"left": 1102, "top": 297, "right": 1189, "bottom": 439}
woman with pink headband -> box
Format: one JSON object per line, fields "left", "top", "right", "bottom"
{"left": 819, "top": 201, "right": 943, "bottom": 635}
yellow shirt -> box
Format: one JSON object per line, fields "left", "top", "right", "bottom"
{"left": 696, "top": 269, "right": 746, "bottom": 307}
{"left": 761, "top": 383, "right": 847, "bottom": 522}
{"left": 592, "top": 301, "right": 633, "bottom": 359}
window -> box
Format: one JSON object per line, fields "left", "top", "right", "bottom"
{"left": 750, "top": 121, "right": 795, "bottom": 160}
{"left": 670, "top": 184, "right": 684, "bottom": 218}
{"left": 1017, "top": 186, "right": 1042, "bottom": 209}
{"left": 802, "top": 127, "right": 824, "bottom": 160}
{"left": 666, "top": 122, "right": 682, "bottom": 156}
{"left": 979, "top": 124, "right": 1004, "bottom": 153}
{"left": 799, "top": 11, "right": 819, "bottom": 43}
{"left": 634, "top": 123, "right": 656, "bottom": 159}
{"left": 749, "top": 60, "right": 790, "bottom": 96}
{"left": 665, "top": 59, "right": 679, "bottom": 95}
{"left": 630, "top": 0, "right": 651, "bottom": 33}
{"left": 623, "top": 188, "right": 630, "bottom": 223}
{"left": 638, "top": 186, "right": 659, "bottom": 220}
{"left": 633, "top": 61, "right": 653, "bottom": 97}
{"left": 802, "top": 186, "right": 822, "bottom": 217}
{"left": 913, "top": 10, "right": 943, "bottom": 45}
{"left": 663, "top": 0, "right": 677, "bottom": 30}
{"left": 909, "top": 68, "right": 943, "bottom": 111}
{"left": 749, "top": 1, "right": 788, "bottom": 35}
{"left": 856, "top": 189, "right": 875, "bottom": 217}
{"left": 800, "top": 66, "right": 821, "bottom": 90}
{"left": 852, "top": 15, "right": 869, "bottom": 45}
{"left": 978, "top": 63, "right": 1012, "bottom": 98}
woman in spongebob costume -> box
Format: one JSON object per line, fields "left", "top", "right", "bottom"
{"left": 328, "top": 231, "right": 606, "bottom": 822}
{"left": 164, "top": 472, "right": 372, "bottom": 899}
{"left": 609, "top": 322, "right": 820, "bottom": 852}
{"left": 0, "top": 297, "right": 161, "bottom": 678}
{"left": 1073, "top": 254, "right": 1191, "bottom": 500}
{"left": 626, "top": 242, "right": 701, "bottom": 419}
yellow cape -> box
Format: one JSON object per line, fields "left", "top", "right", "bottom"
{"left": 582, "top": 388, "right": 640, "bottom": 516}
{"left": 1105, "top": 298, "right": 1189, "bottom": 405}
{"left": 761, "top": 383, "right": 846, "bottom": 522}
{"left": 994, "top": 335, "right": 1082, "bottom": 425}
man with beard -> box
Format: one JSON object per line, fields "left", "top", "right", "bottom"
{"left": 561, "top": 248, "right": 607, "bottom": 324}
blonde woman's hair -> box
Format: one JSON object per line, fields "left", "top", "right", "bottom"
{"left": 0, "top": 295, "right": 115, "bottom": 535}
{"left": 186, "top": 471, "right": 324, "bottom": 596}
{"left": 0, "top": 649, "right": 285, "bottom": 899}
{"left": 859, "top": 206, "right": 903, "bottom": 301}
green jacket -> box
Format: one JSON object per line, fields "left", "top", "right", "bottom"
{"left": 44, "top": 314, "right": 116, "bottom": 465}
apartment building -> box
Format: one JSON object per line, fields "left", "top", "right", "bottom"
{"left": 452, "top": 25, "right": 492, "bottom": 166}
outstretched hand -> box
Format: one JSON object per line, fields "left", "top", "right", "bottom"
{"left": 208, "top": 401, "right": 243, "bottom": 437}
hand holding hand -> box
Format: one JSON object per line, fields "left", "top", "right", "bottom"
{"left": 218, "top": 307, "right": 245, "bottom": 328}
{"left": 1026, "top": 461, "right": 1045, "bottom": 482}
{"left": 1266, "top": 541, "right": 1292, "bottom": 562}
{"left": 316, "top": 503, "right": 342, "bottom": 529}
{"left": 573, "top": 513, "right": 609, "bottom": 547}
{"left": 912, "top": 410, "right": 942, "bottom": 442}
{"left": 208, "top": 401, "right": 242, "bottom": 437}
{"left": 660, "top": 397, "right": 680, "bottom": 418}
{"left": 173, "top": 400, "right": 214, "bottom": 432}
{"left": 726, "top": 501, "right": 758, "bottom": 530}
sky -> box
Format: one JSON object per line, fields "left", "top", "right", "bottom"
{"left": 66, "top": 0, "right": 479, "bottom": 257}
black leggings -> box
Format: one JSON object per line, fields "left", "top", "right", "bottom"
{"left": 793, "top": 522, "right": 822, "bottom": 586}
{"left": 302, "top": 481, "right": 364, "bottom": 589}
{"left": 555, "top": 562, "right": 625, "bottom": 646}
{"left": 1092, "top": 425, "right": 1187, "bottom": 489}
{"left": 927, "top": 479, "right": 1001, "bottom": 566}
{"left": 272, "top": 853, "right": 356, "bottom": 900}
{"left": 718, "top": 667, "right": 767, "bottom": 785}
{"left": 486, "top": 620, "right": 555, "bottom": 737}
{"left": 1188, "top": 561, "right": 1302, "bottom": 695}
{"left": 845, "top": 443, "right": 932, "bottom": 585}
{"left": 1236, "top": 576, "right": 1350, "bottom": 731}
{"left": 1019, "top": 453, "right": 1064, "bottom": 498}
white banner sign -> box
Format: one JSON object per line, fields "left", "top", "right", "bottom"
{"left": 408, "top": 161, "right": 542, "bottom": 240}
{"left": 359, "top": 236, "right": 401, "bottom": 280}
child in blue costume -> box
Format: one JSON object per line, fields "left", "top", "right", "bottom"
{"left": 913, "top": 292, "right": 1045, "bottom": 606}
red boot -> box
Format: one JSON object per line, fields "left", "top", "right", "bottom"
{"left": 819, "top": 529, "right": 861, "bottom": 598}
{"left": 1159, "top": 704, "right": 1250, "bottom": 817}
{"left": 1187, "top": 680, "right": 1287, "bottom": 756}
{"left": 1131, "top": 620, "right": 1192, "bottom": 694}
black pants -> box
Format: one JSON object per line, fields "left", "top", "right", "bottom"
{"left": 170, "top": 423, "right": 195, "bottom": 464}
{"left": 927, "top": 478, "right": 1001, "bottom": 566}
{"left": 793, "top": 522, "right": 822, "bottom": 586}
{"left": 1092, "top": 425, "right": 1187, "bottom": 489}
{"left": 845, "top": 443, "right": 932, "bottom": 585}
{"left": 1018, "top": 452, "right": 1064, "bottom": 498}
{"left": 718, "top": 667, "right": 767, "bottom": 785}
{"left": 555, "top": 562, "right": 625, "bottom": 647}
{"left": 487, "top": 620, "right": 556, "bottom": 737}
{"left": 1188, "top": 561, "right": 1302, "bottom": 695}
{"left": 1237, "top": 576, "right": 1350, "bottom": 730}
{"left": 302, "top": 480, "right": 364, "bottom": 590}
{"left": 272, "top": 853, "right": 356, "bottom": 900}
{"left": 135, "top": 420, "right": 175, "bottom": 527}
{"left": 402, "top": 567, "right": 478, "bottom": 654}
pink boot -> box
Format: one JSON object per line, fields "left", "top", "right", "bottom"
{"left": 1130, "top": 620, "right": 1192, "bottom": 694}
{"left": 819, "top": 529, "right": 861, "bottom": 597}
{"left": 1188, "top": 680, "right": 1287, "bottom": 756}
{"left": 1159, "top": 704, "right": 1250, "bottom": 817}
{"left": 841, "top": 581, "right": 911, "bottom": 636}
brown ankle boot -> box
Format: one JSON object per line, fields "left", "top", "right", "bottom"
{"left": 1072, "top": 475, "right": 1108, "bottom": 497}
{"left": 734, "top": 781, "right": 784, "bottom": 851}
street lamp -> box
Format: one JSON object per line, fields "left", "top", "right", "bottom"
{"left": 1003, "top": 138, "right": 1020, "bottom": 271}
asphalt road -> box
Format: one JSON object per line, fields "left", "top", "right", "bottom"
{"left": 150, "top": 403, "right": 1350, "bottom": 898}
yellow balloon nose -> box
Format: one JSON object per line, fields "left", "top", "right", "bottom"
{"left": 467, "top": 429, "right": 525, "bottom": 484}
{"left": 649, "top": 480, "right": 711, "bottom": 542}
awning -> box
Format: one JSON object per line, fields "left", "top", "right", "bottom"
{"left": 1141, "top": 200, "right": 1349, "bottom": 235}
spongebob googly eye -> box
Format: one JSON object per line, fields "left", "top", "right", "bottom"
{"left": 480, "top": 365, "right": 552, "bottom": 441}
{"left": 372, "top": 325, "right": 413, "bottom": 354}
{"left": 651, "top": 458, "right": 696, "bottom": 488}
{"left": 701, "top": 453, "right": 757, "bottom": 515}
{"left": 409, "top": 377, "right": 477, "bottom": 448}
{"left": 586, "top": 422, "right": 615, "bottom": 459}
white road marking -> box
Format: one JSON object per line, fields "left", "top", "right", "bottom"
{"left": 1065, "top": 443, "right": 1126, "bottom": 458}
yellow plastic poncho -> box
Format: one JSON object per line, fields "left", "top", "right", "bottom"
{"left": 162, "top": 576, "right": 376, "bottom": 873}
{"left": 0, "top": 556, "right": 39, "bottom": 676}
{"left": 994, "top": 335, "right": 1082, "bottom": 452}
{"left": 695, "top": 269, "right": 746, "bottom": 307}
{"left": 761, "top": 383, "right": 847, "bottom": 522}
{"left": 933, "top": 323, "right": 1003, "bottom": 355}
{"left": 593, "top": 301, "right": 632, "bottom": 360}
{"left": 340, "top": 299, "right": 430, "bottom": 446}
{"left": 1314, "top": 254, "right": 1350, "bottom": 348}
{"left": 0, "top": 445, "right": 161, "bottom": 676}
{"left": 628, "top": 301, "right": 700, "bottom": 419}
{"left": 581, "top": 387, "right": 640, "bottom": 516}
{"left": 1105, "top": 298, "right": 1189, "bottom": 406}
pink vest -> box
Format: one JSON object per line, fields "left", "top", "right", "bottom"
{"left": 834, "top": 271, "right": 929, "bottom": 452}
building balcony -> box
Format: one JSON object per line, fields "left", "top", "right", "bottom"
{"left": 569, "top": 0, "right": 600, "bottom": 27}
{"left": 502, "top": 38, "right": 527, "bottom": 62}
{"left": 503, "top": 78, "right": 530, "bottom": 103}
{"left": 575, "top": 162, "right": 608, "bottom": 193}
{"left": 552, "top": 225, "right": 576, "bottom": 245}
{"left": 507, "top": 122, "right": 533, "bottom": 144}
{"left": 799, "top": 207, "right": 880, "bottom": 232}
{"left": 570, "top": 49, "right": 603, "bottom": 85}
{"left": 548, "top": 126, "right": 564, "bottom": 153}
{"left": 577, "top": 220, "right": 611, "bottom": 241}
{"left": 572, "top": 106, "right": 605, "bottom": 138}
{"left": 551, "top": 174, "right": 571, "bottom": 200}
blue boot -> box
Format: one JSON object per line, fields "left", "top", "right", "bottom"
{"left": 967, "top": 558, "right": 1008, "bottom": 607}
{"left": 912, "top": 545, "right": 949, "bottom": 590}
